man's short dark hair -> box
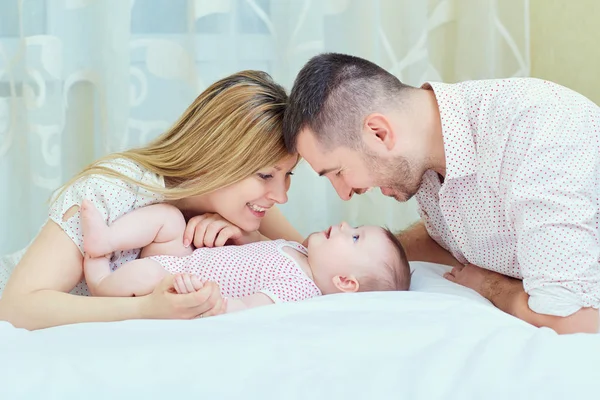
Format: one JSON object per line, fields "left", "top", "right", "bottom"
{"left": 283, "top": 52, "right": 413, "bottom": 153}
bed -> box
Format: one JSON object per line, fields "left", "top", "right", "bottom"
{"left": 1, "top": 261, "right": 599, "bottom": 399}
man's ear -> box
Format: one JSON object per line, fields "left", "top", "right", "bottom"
{"left": 363, "top": 113, "right": 395, "bottom": 151}
{"left": 332, "top": 275, "right": 360, "bottom": 293}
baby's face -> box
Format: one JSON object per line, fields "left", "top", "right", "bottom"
{"left": 305, "top": 222, "right": 391, "bottom": 294}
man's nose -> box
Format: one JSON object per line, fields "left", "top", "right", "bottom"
{"left": 332, "top": 180, "right": 353, "bottom": 201}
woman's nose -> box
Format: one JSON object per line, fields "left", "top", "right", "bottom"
{"left": 268, "top": 181, "right": 289, "bottom": 204}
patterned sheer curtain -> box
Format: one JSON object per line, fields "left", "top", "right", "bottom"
{"left": 0, "top": 0, "right": 530, "bottom": 256}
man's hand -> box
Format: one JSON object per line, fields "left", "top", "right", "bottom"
{"left": 443, "top": 263, "right": 514, "bottom": 300}
{"left": 444, "top": 263, "right": 599, "bottom": 334}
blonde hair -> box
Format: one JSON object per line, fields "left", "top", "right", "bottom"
{"left": 53, "top": 70, "right": 290, "bottom": 202}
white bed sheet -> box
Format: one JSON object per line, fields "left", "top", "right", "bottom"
{"left": 1, "top": 262, "right": 599, "bottom": 400}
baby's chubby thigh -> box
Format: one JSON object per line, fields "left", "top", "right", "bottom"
{"left": 140, "top": 204, "right": 194, "bottom": 258}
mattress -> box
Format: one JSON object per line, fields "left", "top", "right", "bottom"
{"left": 0, "top": 261, "right": 598, "bottom": 399}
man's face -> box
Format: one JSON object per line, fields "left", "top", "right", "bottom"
{"left": 296, "top": 127, "right": 423, "bottom": 202}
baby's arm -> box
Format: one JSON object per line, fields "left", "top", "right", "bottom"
{"left": 226, "top": 293, "right": 274, "bottom": 313}
{"left": 171, "top": 276, "right": 272, "bottom": 314}
{"left": 223, "top": 275, "right": 321, "bottom": 314}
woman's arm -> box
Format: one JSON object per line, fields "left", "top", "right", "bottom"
{"left": 258, "top": 206, "right": 303, "bottom": 243}
{"left": 0, "top": 220, "right": 224, "bottom": 330}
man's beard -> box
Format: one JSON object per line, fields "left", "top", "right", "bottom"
{"left": 363, "top": 152, "right": 423, "bottom": 202}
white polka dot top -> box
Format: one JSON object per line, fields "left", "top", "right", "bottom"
{"left": 416, "top": 78, "right": 600, "bottom": 317}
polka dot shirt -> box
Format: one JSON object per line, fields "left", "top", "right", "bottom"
{"left": 416, "top": 78, "right": 600, "bottom": 317}
{"left": 49, "top": 158, "right": 164, "bottom": 296}
{"left": 150, "top": 240, "right": 322, "bottom": 303}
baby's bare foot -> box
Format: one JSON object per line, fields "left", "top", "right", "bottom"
{"left": 173, "top": 274, "right": 204, "bottom": 294}
{"left": 81, "top": 199, "right": 113, "bottom": 258}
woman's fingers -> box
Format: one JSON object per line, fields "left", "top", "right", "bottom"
{"left": 192, "top": 281, "right": 223, "bottom": 315}
{"left": 191, "top": 218, "right": 212, "bottom": 248}
{"left": 214, "top": 226, "right": 241, "bottom": 247}
{"left": 147, "top": 276, "right": 226, "bottom": 320}
{"left": 202, "top": 220, "right": 231, "bottom": 247}
{"left": 184, "top": 213, "right": 250, "bottom": 248}
{"left": 183, "top": 215, "right": 204, "bottom": 247}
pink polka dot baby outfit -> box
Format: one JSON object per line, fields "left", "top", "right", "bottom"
{"left": 150, "top": 240, "right": 322, "bottom": 303}
{"left": 416, "top": 78, "right": 600, "bottom": 317}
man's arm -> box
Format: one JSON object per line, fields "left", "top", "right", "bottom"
{"left": 487, "top": 274, "right": 599, "bottom": 334}
{"left": 508, "top": 290, "right": 598, "bottom": 334}
{"left": 396, "top": 220, "right": 462, "bottom": 268}
{"left": 447, "top": 264, "right": 599, "bottom": 334}
{"left": 506, "top": 107, "right": 600, "bottom": 334}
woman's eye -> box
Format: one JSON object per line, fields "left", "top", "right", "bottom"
{"left": 352, "top": 234, "right": 360, "bottom": 243}
{"left": 258, "top": 173, "right": 273, "bottom": 180}
{"left": 286, "top": 171, "right": 294, "bottom": 176}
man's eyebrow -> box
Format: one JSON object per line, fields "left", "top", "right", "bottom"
{"left": 318, "top": 167, "right": 339, "bottom": 177}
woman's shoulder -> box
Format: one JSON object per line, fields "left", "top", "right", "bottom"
{"left": 50, "top": 156, "right": 165, "bottom": 216}
{"left": 96, "top": 157, "right": 153, "bottom": 179}
{"left": 92, "top": 157, "right": 165, "bottom": 189}
{"left": 47, "top": 157, "right": 165, "bottom": 258}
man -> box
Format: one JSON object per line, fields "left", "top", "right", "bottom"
{"left": 283, "top": 52, "right": 600, "bottom": 334}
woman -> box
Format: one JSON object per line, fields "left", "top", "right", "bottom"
{"left": 0, "top": 70, "right": 303, "bottom": 330}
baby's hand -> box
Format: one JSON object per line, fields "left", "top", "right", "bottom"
{"left": 141, "top": 275, "right": 226, "bottom": 320}
{"left": 173, "top": 274, "right": 204, "bottom": 294}
{"left": 172, "top": 274, "right": 228, "bottom": 318}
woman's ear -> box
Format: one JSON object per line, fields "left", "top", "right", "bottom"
{"left": 363, "top": 113, "right": 395, "bottom": 151}
{"left": 332, "top": 275, "right": 360, "bottom": 293}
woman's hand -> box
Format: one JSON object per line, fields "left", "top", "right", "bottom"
{"left": 141, "top": 274, "right": 227, "bottom": 320}
{"left": 183, "top": 213, "right": 261, "bottom": 248}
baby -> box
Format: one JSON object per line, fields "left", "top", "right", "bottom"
{"left": 81, "top": 200, "right": 410, "bottom": 314}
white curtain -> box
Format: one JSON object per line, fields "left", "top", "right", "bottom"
{"left": 0, "top": 0, "right": 530, "bottom": 255}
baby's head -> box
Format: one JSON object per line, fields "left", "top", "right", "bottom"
{"left": 305, "top": 222, "right": 411, "bottom": 295}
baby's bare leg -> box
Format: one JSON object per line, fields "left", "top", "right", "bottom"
{"left": 81, "top": 200, "right": 192, "bottom": 258}
{"left": 85, "top": 257, "right": 169, "bottom": 297}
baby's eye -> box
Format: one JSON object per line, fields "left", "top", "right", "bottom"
{"left": 352, "top": 234, "right": 360, "bottom": 243}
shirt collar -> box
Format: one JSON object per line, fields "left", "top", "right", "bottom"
{"left": 421, "top": 81, "right": 477, "bottom": 181}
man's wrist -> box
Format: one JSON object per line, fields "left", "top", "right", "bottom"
{"left": 482, "top": 275, "right": 525, "bottom": 317}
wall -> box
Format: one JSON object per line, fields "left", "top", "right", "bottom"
{"left": 530, "top": 0, "right": 600, "bottom": 104}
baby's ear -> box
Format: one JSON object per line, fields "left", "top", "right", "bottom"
{"left": 332, "top": 275, "right": 359, "bottom": 293}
